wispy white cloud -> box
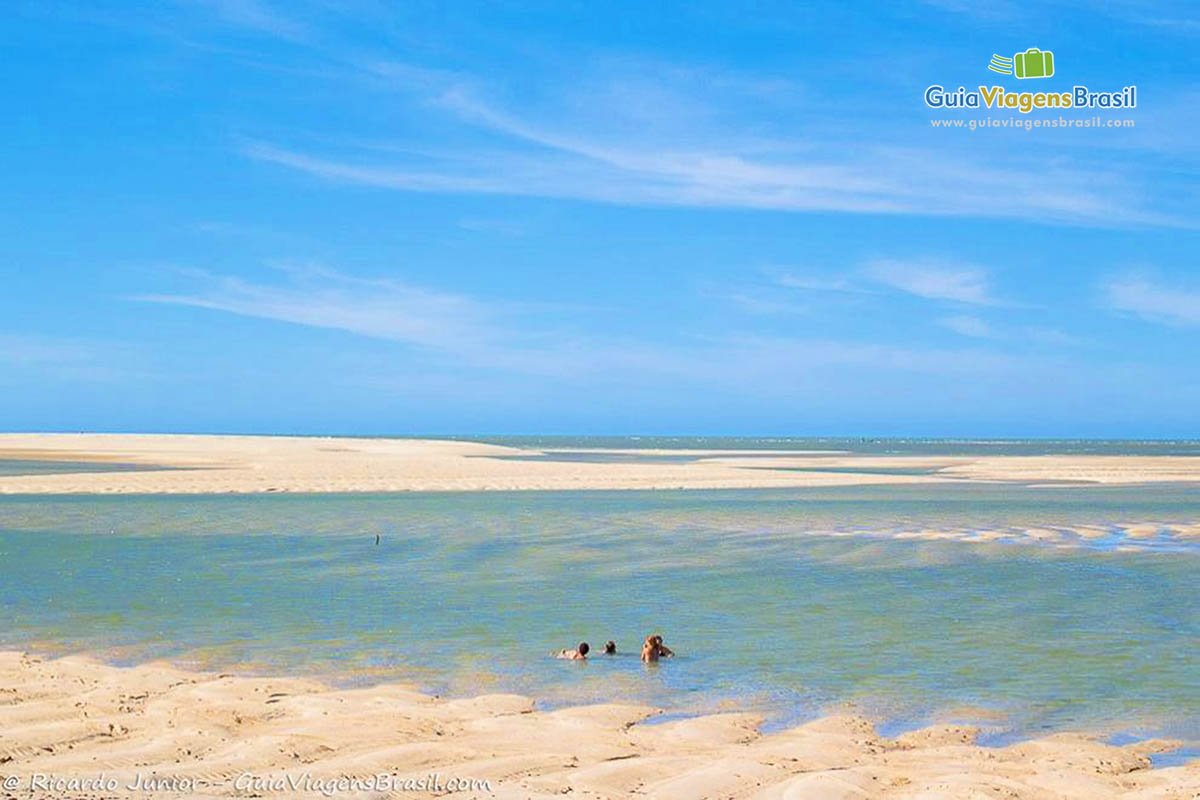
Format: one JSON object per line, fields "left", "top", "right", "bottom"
{"left": 938, "top": 315, "right": 993, "bottom": 338}
{"left": 775, "top": 271, "right": 874, "bottom": 294}
{"left": 758, "top": 261, "right": 1088, "bottom": 349}
{"left": 1104, "top": 275, "right": 1200, "bottom": 326}
{"left": 726, "top": 292, "right": 810, "bottom": 316}
{"left": 238, "top": 64, "right": 1183, "bottom": 227}
{"left": 1020, "top": 326, "right": 1083, "bottom": 347}
{"left": 134, "top": 265, "right": 498, "bottom": 353}
{"left": 88, "top": 1, "right": 1188, "bottom": 228}
{"left": 202, "top": 0, "right": 308, "bottom": 41}
{"left": 935, "top": 317, "right": 1080, "bottom": 346}
{"left": 135, "top": 266, "right": 1073, "bottom": 387}
{"left": 866, "top": 260, "right": 994, "bottom": 305}
{"left": 747, "top": 261, "right": 998, "bottom": 309}
{"left": 245, "top": 134, "right": 1163, "bottom": 225}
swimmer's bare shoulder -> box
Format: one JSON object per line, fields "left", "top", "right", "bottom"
{"left": 556, "top": 642, "right": 590, "bottom": 660}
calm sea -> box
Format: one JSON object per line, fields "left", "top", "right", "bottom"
{"left": 1, "top": 438, "right": 1197, "bottom": 747}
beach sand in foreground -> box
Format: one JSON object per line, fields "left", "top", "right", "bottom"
{"left": 1, "top": 434, "right": 1198, "bottom": 494}
{"left": 0, "top": 652, "right": 1196, "bottom": 800}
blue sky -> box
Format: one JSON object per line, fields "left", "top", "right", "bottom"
{"left": 3, "top": 1, "right": 1199, "bottom": 436}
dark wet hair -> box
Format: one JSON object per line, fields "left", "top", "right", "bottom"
{"left": 578, "top": 642, "right": 589, "bottom": 655}
{"left": 603, "top": 641, "right": 616, "bottom": 654}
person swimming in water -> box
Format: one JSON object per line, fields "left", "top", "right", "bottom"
{"left": 640, "top": 634, "right": 674, "bottom": 662}
{"left": 640, "top": 635, "right": 658, "bottom": 662}
{"left": 603, "top": 640, "right": 617, "bottom": 655}
{"left": 556, "top": 642, "right": 589, "bottom": 660}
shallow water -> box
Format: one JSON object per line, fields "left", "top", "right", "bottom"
{"left": 0, "top": 459, "right": 168, "bottom": 477}
{"left": 1, "top": 483, "right": 1197, "bottom": 743}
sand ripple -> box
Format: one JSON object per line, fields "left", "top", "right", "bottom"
{"left": 0, "top": 652, "right": 1196, "bottom": 799}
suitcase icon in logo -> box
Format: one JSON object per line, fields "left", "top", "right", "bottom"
{"left": 1013, "top": 48, "right": 1054, "bottom": 79}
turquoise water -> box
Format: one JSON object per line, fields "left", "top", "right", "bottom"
{"left": 1, "top": 483, "right": 1198, "bottom": 745}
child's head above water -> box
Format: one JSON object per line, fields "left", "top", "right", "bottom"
{"left": 603, "top": 640, "right": 616, "bottom": 654}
